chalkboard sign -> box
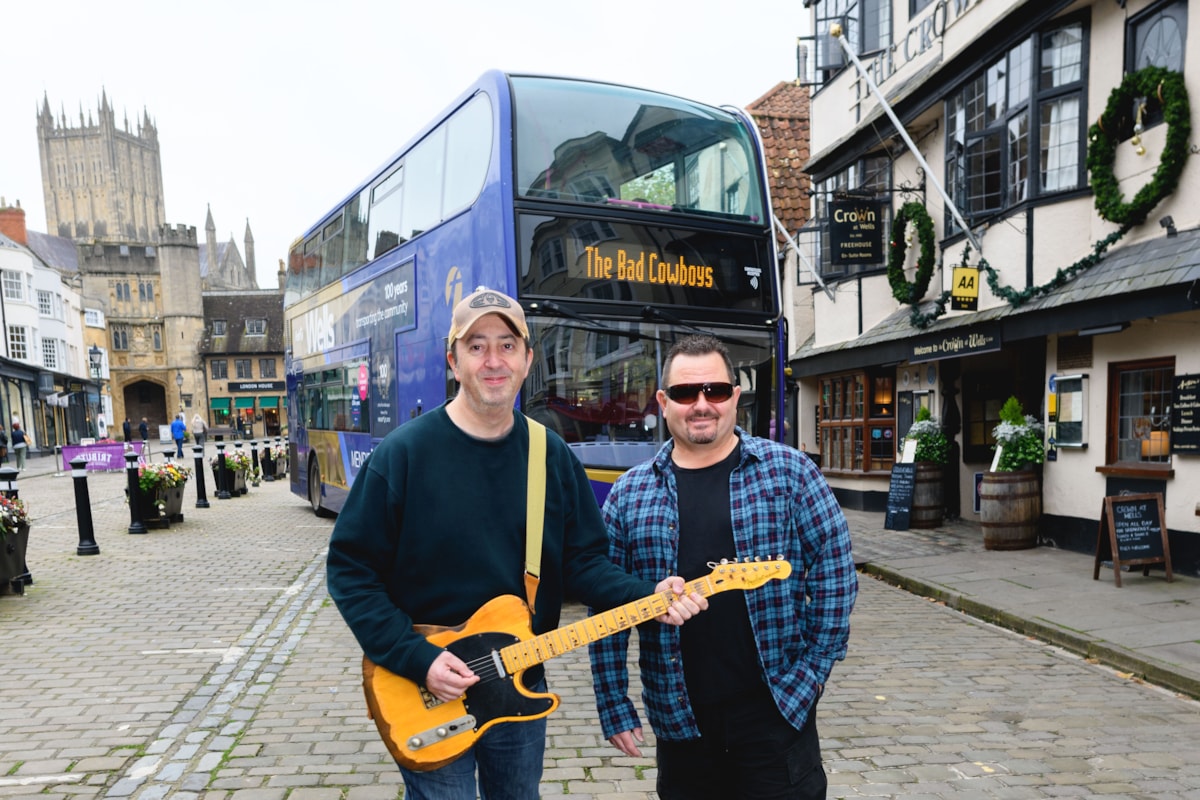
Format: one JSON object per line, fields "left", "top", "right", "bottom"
{"left": 1092, "top": 493, "right": 1173, "bottom": 588}
{"left": 1172, "top": 373, "right": 1200, "bottom": 454}
{"left": 884, "top": 463, "right": 916, "bottom": 530}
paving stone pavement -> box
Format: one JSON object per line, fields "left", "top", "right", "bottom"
{"left": 2, "top": 454, "right": 1200, "bottom": 799}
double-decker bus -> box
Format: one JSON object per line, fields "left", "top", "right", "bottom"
{"left": 285, "top": 70, "right": 783, "bottom": 516}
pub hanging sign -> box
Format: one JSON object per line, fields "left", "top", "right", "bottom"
{"left": 829, "top": 199, "right": 885, "bottom": 266}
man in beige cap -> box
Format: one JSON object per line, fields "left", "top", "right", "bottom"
{"left": 327, "top": 286, "right": 706, "bottom": 799}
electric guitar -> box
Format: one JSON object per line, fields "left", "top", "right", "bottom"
{"left": 362, "top": 559, "right": 792, "bottom": 771}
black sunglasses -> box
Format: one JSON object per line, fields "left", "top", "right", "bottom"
{"left": 664, "top": 382, "right": 735, "bottom": 404}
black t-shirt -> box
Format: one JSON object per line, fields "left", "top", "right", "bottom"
{"left": 674, "top": 443, "right": 762, "bottom": 704}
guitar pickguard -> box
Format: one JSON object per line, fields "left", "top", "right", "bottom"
{"left": 445, "top": 632, "right": 555, "bottom": 728}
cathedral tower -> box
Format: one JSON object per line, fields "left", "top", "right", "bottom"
{"left": 36, "top": 90, "right": 166, "bottom": 242}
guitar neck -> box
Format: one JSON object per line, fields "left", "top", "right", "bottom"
{"left": 498, "top": 560, "right": 789, "bottom": 674}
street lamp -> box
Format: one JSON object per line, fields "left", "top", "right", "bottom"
{"left": 176, "top": 370, "right": 184, "bottom": 413}
{"left": 88, "top": 345, "right": 102, "bottom": 380}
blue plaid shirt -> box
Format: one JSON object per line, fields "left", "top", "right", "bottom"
{"left": 588, "top": 428, "right": 857, "bottom": 741}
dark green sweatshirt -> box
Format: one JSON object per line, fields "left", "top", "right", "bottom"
{"left": 326, "top": 404, "right": 655, "bottom": 685}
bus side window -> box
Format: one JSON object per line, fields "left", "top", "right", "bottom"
{"left": 369, "top": 166, "right": 404, "bottom": 260}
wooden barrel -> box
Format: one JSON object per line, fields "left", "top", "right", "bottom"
{"left": 980, "top": 470, "right": 1041, "bottom": 550}
{"left": 910, "top": 462, "right": 944, "bottom": 529}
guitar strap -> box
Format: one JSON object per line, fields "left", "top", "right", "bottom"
{"left": 524, "top": 416, "right": 547, "bottom": 614}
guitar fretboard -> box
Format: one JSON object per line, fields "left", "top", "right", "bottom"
{"left": 498, "top": 561, "right": 789, "bottom": 673}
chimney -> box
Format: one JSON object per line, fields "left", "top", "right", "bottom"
{"left": 0, "top": 198, "right": 28, "bottom": 246}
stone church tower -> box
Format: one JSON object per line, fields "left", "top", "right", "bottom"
{"left": 201, "top": 205, "right": 259, "bottom": 290}
{"left": 36, "top": 90, "right": 166, "bottom": 242}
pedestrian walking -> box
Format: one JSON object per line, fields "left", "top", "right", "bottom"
{"left": 123, "top": 417, "right": 133, "bottom": 442}
{"left": 170, "top": 414, "right": 186, "bottom": 458}
{"left": 139, "top": 417, "right": 149, "bottom": 442}
{"left": 190, "top": 413, "right": 208, "bottom": 447}
{"left": 10, "top": 422, "right": 30, "bottom": 470}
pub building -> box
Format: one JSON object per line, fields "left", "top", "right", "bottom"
{"left": 788, "top": 0, "right": 1200, "bottom": 571}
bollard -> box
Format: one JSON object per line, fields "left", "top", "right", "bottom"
{"left": 125, "top": 451, "right": 147, "bottom": 534}
{"left": 193, "top": 445, "right": 210, "bottom": 508}
{"left": 262, "top": 440, "right": 275, "bottom": 482}
{"left": 215, "top": 442, "right": 231, "bottom": 500}
{"left": 70, "top": 456, "right": 100, "bottom": 555}
{"left": 250, "top": 439, "right": 260, "bottom": 474}
{"left": 163, "top": 448, "right": 174, "bottom": 464}
{"left": 0, "top": 466, "right": 31, "bottom": 586}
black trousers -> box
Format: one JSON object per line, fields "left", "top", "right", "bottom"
{"left": 656, "top": 685, "right": 826, "bottom": 800}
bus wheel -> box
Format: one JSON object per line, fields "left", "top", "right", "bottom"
{"left": 308, "top": 460, "right": 331, "bottom": 517}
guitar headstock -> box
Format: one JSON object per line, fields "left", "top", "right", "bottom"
{"left": 705, "top": 558, "right": 792, "bottom": 592}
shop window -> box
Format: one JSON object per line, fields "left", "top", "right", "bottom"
{"left": 1108, "top": 357, "right": 1173, "bottom": 466}
{"left": 819, "top": 371, "right": 895, "bottom": 472}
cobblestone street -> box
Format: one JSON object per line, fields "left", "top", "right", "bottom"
{"left": 2, "top": 464, "right": 1199, "bottom": 798}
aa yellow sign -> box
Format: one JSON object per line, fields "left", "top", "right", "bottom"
{"left": 952, "top": 266, "right": 979, "bottom": 311}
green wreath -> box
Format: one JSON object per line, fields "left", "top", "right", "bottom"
{"left": 1086, "top": 66, "right": 1191, "bottom": 227}
{"left": 887, "top": 201, "right": 936, "bottom": 304}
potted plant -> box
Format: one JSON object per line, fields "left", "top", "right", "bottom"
{"left": 902, "top": 407, "right": 949, "bottom": 528}
{"left": 0, "top": 495, "right": 30, "bottom": 595}
{"left": 211, "top": 450, "right": 251, "bottom": 495}
{"left": 134, "top": 461, "right": 192, "bottom": 526}
{"left": 981, "top": 396, "right": 1044, "bottom": 550}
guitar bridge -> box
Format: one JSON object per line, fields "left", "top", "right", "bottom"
{"left": 407, "top": 715, "right": 477, "bottom": 751}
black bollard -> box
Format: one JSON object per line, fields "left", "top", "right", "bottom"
{"left": 250, "top": 439, "right": 260, "bottom": 475}
{"left": 163, "top": 448, "right": 174, "bottom": 464}
{"left": 193, "top": 445, "right": 209, "bottom": 508}
{"left": 262, "top": 440, "right": 275, "bottom": 482}
{"left": 125, "top": 451, "right": 147, "bottom": 534}
{"left": 70, "top": 456, "right": 100, "bottom": 555}
{"left": 215, "top": 442, "right": 231, "bottom": 500}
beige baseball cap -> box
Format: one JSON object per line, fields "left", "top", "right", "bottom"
{"left": 447, "top": 286, "right": 529, "bottom": 349}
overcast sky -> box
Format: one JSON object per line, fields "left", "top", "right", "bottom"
{"left": 2, "top": 1, "right": 810, "bottom": 289}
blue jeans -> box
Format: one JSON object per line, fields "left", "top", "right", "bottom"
{"left": 397, "top": 691, "right": 547, "bottom": 800}
{"left": 175, "top": 439, "right": 184, "bottom": 458}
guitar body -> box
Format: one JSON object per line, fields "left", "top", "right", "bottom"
{"left": 363, "top": 594, "right": 559, "bottom": 771}
{"left": 360, "top": 560, "right": 791, "bottom": 772}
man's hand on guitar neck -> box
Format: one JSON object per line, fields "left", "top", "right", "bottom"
{"left": 653, "top": 576, "right": 708, "bottom": 626}
{"left": 425, "top": 650, "right": 481, "bottom": 703}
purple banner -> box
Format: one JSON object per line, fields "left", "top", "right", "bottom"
{"left": 61, "top": 441, "right": 146, "bottom": 471}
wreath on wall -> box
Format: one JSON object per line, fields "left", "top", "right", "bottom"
{"left": 1086, "top": 65, "right": 1191, "bottom": 227}
{"left": 887, "top": 201, "right": 936, "bottom": 304}
{"left": 905, "top": 65, "right": 1191, "bottom": 328}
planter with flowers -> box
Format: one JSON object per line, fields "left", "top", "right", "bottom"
{"left": 211, "top": 450, "right": 251, "bottom": 496}
{"left": 901, "top": 407, "right": 950, "bottom": 529}
{"left": 261, "top": 444, "right": 287, "bottom": 480}
{"left": 981, "top": 397, "right": 1045, "bottom": 550}
{"left": 0, "top": 495, "right": 30, "bottom": 595}
{"left": 131, "top": 462, "right": 192, "bottom": 527}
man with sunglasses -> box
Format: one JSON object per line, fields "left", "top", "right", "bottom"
{"left": 589, "top": 334, "right": 857, "bottom": 800}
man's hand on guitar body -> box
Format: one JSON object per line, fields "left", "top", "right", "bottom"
{"left": 653, "top": 576, "right": 708, "bottom": 625}
{"left": 424, "top": 650, "right": 480, "bottom": 703}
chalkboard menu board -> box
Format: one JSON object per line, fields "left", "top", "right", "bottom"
{"left": 884, "top": 463, "right": 916, "bottom": 530}
{"left": 1172, "top": 373, "right": 1200, "bottom": 454}
{"left": 1092, "top": 493, "right": 1173, "bottom": 588}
